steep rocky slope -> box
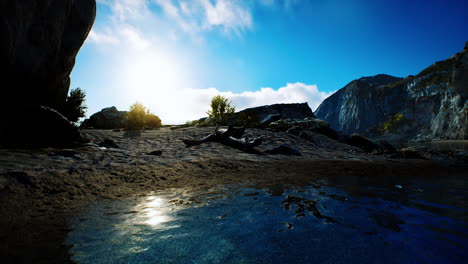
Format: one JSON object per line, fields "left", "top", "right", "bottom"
{"left": 315, "top": 42, "right": 468, "bottom": 141}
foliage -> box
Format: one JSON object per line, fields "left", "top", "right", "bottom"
{"left": 373, "top": 113, "right": 409, "bottom": 134}
{"left": 206, "top": 95, "right": 235, "bottom": 125}
{"left": 185, "top": 118, "right": 214, "bottom": 127}
{"left": 145, "top": 112, "right": 162, "bottom": 128}
{"left": 234, "top": 112, "right": 259, "bottom": 128}
{"left": 61, "top": 87, "right": 87, "bottom": 123}
{"left": 126, "top": 102, "right": 162, "bottom": 130}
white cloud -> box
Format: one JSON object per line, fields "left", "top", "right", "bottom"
{"left": 152, "top": 0, "right": 253, "bottom": 38}
{"left": 87, "top": 29, "right": 120, "bottom": 45}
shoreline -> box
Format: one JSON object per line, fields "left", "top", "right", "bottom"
{"left": 1, "top": 128, "right": 466, "bottom": 263}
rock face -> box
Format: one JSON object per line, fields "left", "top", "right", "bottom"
{"left": 315, "top": 43, "right": 468, "bottom": 141}
{"left": 0, "top": 0, "right": 96, "bottom": 109}
{"left": 0, "top": 0, "right": 96, "bottom": 147}
{"left": 236, "top": 103, "right": 315, "bottom": 125}
{"left": 81, "top": 107, "right": 128, "bottom": 129}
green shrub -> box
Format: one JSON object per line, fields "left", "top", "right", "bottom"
{"left": 145, "top": 112, "right": 162, "bottom": 128}
{"left": 60, "top": 87, "right": 87, "bottom": 123}
{"left": 126, "top": 102, "right": 162, "bottom": 130}
{"left": 207, "top": 95, "right": 235, "bottom": 125}
{"left": 375, "top": 113, "right": 409, "bottom": 134}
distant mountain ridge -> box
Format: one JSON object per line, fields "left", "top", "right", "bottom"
{"left": 315, "top": 42, "right": 468, "bottom": 141}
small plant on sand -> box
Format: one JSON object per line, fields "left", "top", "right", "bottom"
{"left": 60, "top": 87, "right": 87, "bottom": 123}
{"left": 207, "top": 95, "right": 235, "bottom": 125}
{"left": 126, "top": 102, "right": 162, "bottom": 130}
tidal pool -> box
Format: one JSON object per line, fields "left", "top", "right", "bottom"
{"left": 66, "top": 175, "right": 467, "bottom": 264}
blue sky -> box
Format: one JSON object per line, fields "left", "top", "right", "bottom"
{"left": 71, "top": 0, "right": 468, "bottom": 124}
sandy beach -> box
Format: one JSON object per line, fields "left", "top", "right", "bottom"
{"left": 0, "top": 127, "right": 466, "bottom": 263}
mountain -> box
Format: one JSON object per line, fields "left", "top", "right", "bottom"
{"left": 315, "top": 42, "right": 468, "bottom": 141}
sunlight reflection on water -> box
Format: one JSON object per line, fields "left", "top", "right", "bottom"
{"left": 67, "top": 176, "right": 468, "bottom": 264}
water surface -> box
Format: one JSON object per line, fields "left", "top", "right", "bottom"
{"left": 67, "top": 175, "right": 467, "bottom": 264}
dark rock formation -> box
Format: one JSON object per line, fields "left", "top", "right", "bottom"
{"left": 0, "top": 0, "right": 96, "bottom": 109}
{"left": 235, "top": 103, "right": 315, "bottom": 126}
{"left": 0, "top": 0, "right": 96, "bottom": 147}
{"left": 1, "top": 106, "right": 87, "bottom": 148}
{"left": 98, "top": 139, "right": 120, "bottom": 149}
{"left": 315, "top": 42, "right": 468, "bottom": 141}
{"left": 81, "top": 107, "right": 128, "bottom": 129}
{"left": 315, "top": 74, "right": 404, "bottom": 135}
{"left": 268, "top": 118, "right": 340, "bottom": 140}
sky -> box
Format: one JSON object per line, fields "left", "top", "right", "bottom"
{"left": 71, "top": 0, "right": 468, "bottom": 124}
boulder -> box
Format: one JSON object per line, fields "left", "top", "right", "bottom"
{"left": 98, "top": 139, "right": 120, "bottom": 149}
{"left": 81, "top": 107, "right": 128, "bottom": 129}
{"left": 235, "top": 103, "right": 315, "bottom": 126}
{"left": 269, "top": 118, "right": 339, "bottom": 139}
{"left": 345, "top": 134, "right": 378, "bottom": 153}
{"left": 399, "top": 147, "right": 431, "bottom": 160}
{"left": 1, "top": 106, "right": 87, "bottom": 148}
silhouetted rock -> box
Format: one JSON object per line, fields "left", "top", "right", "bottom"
{"left": 315, "top": 42, "right": 468, "bottom": 140}
{"left": 345, "top": 134, "right": 378, "bottom": 153}
{"left": 0, "top": 0, "right": 96, "bottom": 109}
{"left": 98, "top": 139, "right": 120, "bottom": 149}
{"left": 1, "top": 106, "right": 86, "bottom": 148}
{"left": 399, "top": 147, "right": 431, "bottom": 160}
{"left": 81, "top": 107, "right": 128, "bottom": 129}
{"left": 0, "top": 0, "right": 96, "bottom": 147}
{"left": 146, "top": 150, "right": 163, "bottom": 156}
{"left": 235, "top": 103, "right": 315, "bottom": 126}
{"left": 269, "top": 118, "right": 339, "bottom": 139}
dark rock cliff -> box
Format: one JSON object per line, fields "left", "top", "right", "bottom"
{"left": 0, "top": 0, "right": 96, "bottom": 147}
{"left": 0, "top": 0, "right": 96, "bottom": 109}
{"left": 315, "top": 42, "right": 468, "bottom": 141}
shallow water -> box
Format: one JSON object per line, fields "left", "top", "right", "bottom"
{"left": 67, "top": 175, "right": 468, "bottom": 264}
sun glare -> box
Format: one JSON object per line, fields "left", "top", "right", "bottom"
{"left": 118, "top": 47, "right": 193, "bottom": 122}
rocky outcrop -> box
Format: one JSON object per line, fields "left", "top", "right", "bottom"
{"left": 315, "top": 42, "right": 468, "bottom": 141}
{"left": 0, "top": 0, "right": 96, "bottom": 147}
{"left": 314, "top": 74, "right": 404, "bottom": 135}
{"left": 234, "top": 103, "right": 315, "bottom": 126}
{"left": 0, "top": 0, "right": 96, "bottom": 109}
{"left": 81, "top": 107, "right": 128, "bottom": 129}
{"left": 1, "top": 106, "right": 87, "bottom": 148}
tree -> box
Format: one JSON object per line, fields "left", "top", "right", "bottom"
{"left": 207, "top": 95, "right": 235, "bottom": 125}
{"left": 61, "top": 87, "right": 87, "bottom": 123}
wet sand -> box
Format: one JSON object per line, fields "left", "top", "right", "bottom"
{"left": 0, "top": 127, "right": 466, "bottom": 263}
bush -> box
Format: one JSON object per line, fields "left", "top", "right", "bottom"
{"left": 372, "top": 113, "right": 410, "bottom": 134}
{"left": 145, "top": 112, "right": 162, "bottom": 128}
{"left": 126, "top": 102, "right": 162, "bottom": 130}
{"left": 60, "top": 87, "right": 87, "bottom": 123}
{"left": 207, "top": 95, "right": 235, "bottom": 125}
